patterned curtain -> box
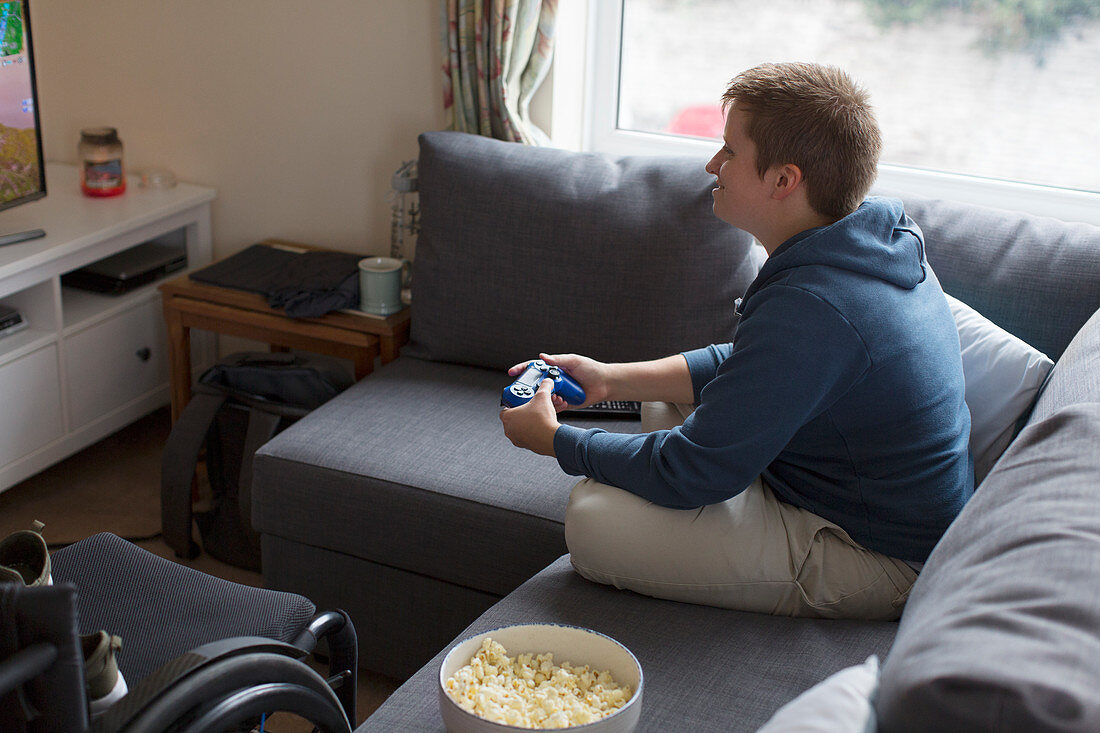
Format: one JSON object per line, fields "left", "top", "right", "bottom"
{"left": 441, "top": 0, "right": 558, "bottom": 145}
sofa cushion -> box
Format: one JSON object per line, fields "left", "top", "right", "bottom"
{"left": 757, "top": 656, "right": 879, "bottom": 733}
{"left": 1028, "top": 306, "right": 1100, "bottom": 424}
{"left": 947, "top": 294, "right": 1054, "bottom": 484}
{"left": 359, "top": 556, "right": 898, "bottom": 732}
{"left": 252, "top": 356, "right": 646, "bottom": 597}
{"left": 407, "top": 131, "right": 763, "bottom": 370}
{"left": 893, "top": 194, "right": 1100, "bottom": 361}
{"left": 876, "top": 403, "right": 1100, "bottom": 732}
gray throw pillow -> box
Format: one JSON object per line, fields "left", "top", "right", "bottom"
{"left": 406, "top": 131, "right": 761, "bottom": 370}
{"left": 876, "top": 402, "right": 1100, "bottom": 732}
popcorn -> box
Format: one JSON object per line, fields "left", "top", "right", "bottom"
{"left": 444, "top": 638, "right": 633, "bottom": 729}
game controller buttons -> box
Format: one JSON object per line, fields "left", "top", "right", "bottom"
{"left": 501, "top": 358, "right": 586, "bottom": 408}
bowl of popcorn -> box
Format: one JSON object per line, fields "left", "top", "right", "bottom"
{"left": 439, "top": 623, "right": 643, "bottom": 732}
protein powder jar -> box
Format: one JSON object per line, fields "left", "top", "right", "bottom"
{"left": 79, "top": 127, "right": 126, "bottom": 197}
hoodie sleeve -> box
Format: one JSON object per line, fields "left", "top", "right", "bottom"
{"left": 554, "top": 285, "right": 871, "bottom": 508}
{"left": 682, "top": 343, "right": 732, "bottom": 404}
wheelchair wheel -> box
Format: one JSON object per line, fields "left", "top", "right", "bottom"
{"left": 109, "top": 651, "right": 352, "bottom": 733}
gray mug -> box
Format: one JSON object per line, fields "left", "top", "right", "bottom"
{"left": 358, "top": 256, "right": 406, "bottom": 316}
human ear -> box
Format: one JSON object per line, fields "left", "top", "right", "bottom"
{"left": 770, "top": 163, "right": 803, "bottom": 201}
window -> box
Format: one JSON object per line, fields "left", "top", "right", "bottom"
{"left": 584, "top": 0, "right": 1100, "bottom": 224}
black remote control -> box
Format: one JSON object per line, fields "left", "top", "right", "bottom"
{"left": 562, "top": 400, "right": 642, "bottom": 418}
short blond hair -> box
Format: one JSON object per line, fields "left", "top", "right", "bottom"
{"left": 722, "top": 62, "right": 881, "bottom": 220}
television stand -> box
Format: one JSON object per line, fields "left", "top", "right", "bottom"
{"left": 0, "top": 162, "right": 215, "bottom": 496}
{"left": 0, "top": 229, "right": 46, "bottom": 247}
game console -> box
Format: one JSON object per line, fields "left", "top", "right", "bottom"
{"left": 501, "top": 359, "right": 586, "bottom": 408}
{"left": 61, "top": 232, "right": 187, "bottom": 295}
{"left": 0, "top": 304, "right": 28, "bottom": 338}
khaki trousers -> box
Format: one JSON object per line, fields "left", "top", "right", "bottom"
{"left": 564, "top": 402, "right": 918, "bottom": 620}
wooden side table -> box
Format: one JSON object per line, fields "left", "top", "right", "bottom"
{"left": 159, "top": 239, "right": 410, "bottom": 421}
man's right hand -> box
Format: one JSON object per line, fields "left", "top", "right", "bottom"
{"left": 508, "top": 353, "right": 612, "bottom": 411}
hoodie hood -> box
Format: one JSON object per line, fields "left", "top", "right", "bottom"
{"left": 742, "top": 197, "right": 927, "bottom": 308}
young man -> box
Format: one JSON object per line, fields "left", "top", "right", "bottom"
{"left": 500, "top": 62, "right": 973, "bottom": 620}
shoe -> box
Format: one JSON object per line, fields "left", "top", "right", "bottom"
{"left": 81, "top": 631, "right": 128, "bottom": 717}
{"left": 0, "top": 520, "right": 51, "bottom": 586}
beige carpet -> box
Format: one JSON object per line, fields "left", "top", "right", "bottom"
{"left": 0, "top": 406, "right": 401, "bottom": 729}
{"left": 1, "top": 408, "right": 170, "bottom": 545}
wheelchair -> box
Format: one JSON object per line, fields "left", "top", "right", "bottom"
{"left": 1, "top": 532, "right": 357, "bottom": 732}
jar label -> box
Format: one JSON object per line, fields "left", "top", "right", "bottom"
{"left": 83, "top": 159, "right": 124, "bottom": 189}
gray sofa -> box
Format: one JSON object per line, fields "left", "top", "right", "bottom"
{"left": 252, "top": 131, "right": 1100, "bottom": 731}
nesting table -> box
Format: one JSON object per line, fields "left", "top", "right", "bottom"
{"left": 159, "top": 239, "right": 410, "bottom": 421}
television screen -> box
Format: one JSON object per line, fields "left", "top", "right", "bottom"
{"left": 0, "top": 0, "right": 44, "bottom": 213}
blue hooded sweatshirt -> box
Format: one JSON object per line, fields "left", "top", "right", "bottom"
{"left": 554, "top": 197, "right": 974, "bottom": 562}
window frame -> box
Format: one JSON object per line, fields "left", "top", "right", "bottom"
{"left": 582, "top": 1, "right": 1100, "bottom": 226}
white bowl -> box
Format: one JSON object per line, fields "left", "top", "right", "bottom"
{"left": 438, "top": 623, "right": 644, "bottom": 732}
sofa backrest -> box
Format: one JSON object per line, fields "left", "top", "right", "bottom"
{"left": 406, "top": 131, "right": 762, "bottom": 370}
{"left": 408, "top": 131, "right": 1100, "bottom": 373}
{"left": 884, "top": 192, "right": 1100, "bottom": 362}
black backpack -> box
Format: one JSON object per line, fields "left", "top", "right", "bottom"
{"left": 161, "top": 352, "right": 353, "bottom": 571}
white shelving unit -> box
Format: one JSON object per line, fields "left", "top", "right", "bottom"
{"left": 0, "top": 162, "right": 215, "bottom": 494}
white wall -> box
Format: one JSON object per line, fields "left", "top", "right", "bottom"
{"left": 31, "top": 0, "right": 446, "bottom": 259}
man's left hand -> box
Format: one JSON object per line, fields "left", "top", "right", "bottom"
{"left": 500, "top": 378, "right": 561, "bottom": 457}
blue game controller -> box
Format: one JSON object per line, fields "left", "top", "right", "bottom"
{"left": 501, "top": 359, "right": 587, "bottom": 408}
